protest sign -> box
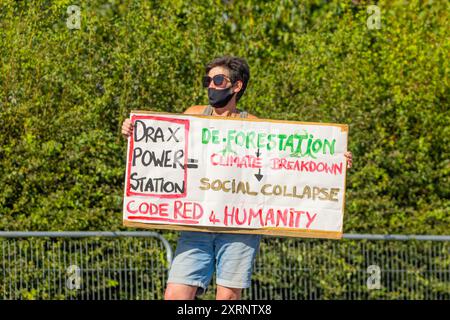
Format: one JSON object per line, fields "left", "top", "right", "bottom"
{"left": 123, "top": 110, "right": 348, "bottom": 239}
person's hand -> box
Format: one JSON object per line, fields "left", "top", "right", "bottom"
{"left": 344, "top": 151, "right": 353, "bottom": 169}
{"left": 121, "top": 118, "right": 133, "bottom": 138}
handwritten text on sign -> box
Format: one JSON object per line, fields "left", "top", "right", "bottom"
{"left": 123, "top": 111, "right": 348, "bottom": 239}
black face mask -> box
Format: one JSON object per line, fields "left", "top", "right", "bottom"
{"left": 208, "top": 87, "right": 235, "bottom": 108}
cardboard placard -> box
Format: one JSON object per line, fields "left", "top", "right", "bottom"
{"left": 123, "top": 110, "right": 348, "bottom": 239}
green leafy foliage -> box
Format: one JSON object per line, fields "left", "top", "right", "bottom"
{"left": 0, "top": 0, "right": 448, "bottom": 299}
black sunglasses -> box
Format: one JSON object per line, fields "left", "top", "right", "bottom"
{"left": 202, "top": 74, "right": 232, "bottom": 88}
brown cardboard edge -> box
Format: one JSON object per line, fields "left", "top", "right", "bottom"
{"left": 123, "top": 220, "right": 343, "bottom": 240}
{"left": 130, "top": 109, "right": 349, "bottom": 131}
{"left": 126, "top": 109, "right": 347, "bottom": 240}
{"left": 341, "top": 127, "right": 349, "bottom": 234}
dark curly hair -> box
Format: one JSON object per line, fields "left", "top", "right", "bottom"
{"left": 205, "top": 56, "right": 250, "bottom": 103}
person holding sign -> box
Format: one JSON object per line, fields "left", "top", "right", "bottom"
{"left": 121, "top": 56, "right": 353, "bottom": 300}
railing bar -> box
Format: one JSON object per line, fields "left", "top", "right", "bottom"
{"left": 408, "top": 242, "right": 414, "bottom": 299}
{"left": 41, "top": 240, "right": 46, "bottom": 300}
{"left": 303, "top": 241, "right": 307, "bottom": 300}
{"left": 93, "top": 240, "right": 98, "bottom": 301}
{"left": 287, "top": 239, "right": 297, "bottom": 300}
{"left": 445, "top": 243, "right": 450, "bottom": 299}
{"left": 364, "top": 241, "right": 369, "bottom": 300}
{"left": 139, "top": 239, "right": 143, "bottom": 299}
{"left": 343, "top": 234, "right": 450, "bottom": 241}
{"left": 36, "top": 241, "right": 41, "bottom": 300}
{"left": 402, "top": 242, "right": 408, "bottom": 300}
{"left": 69, "top": 240, "right": 74, "bottom": 300}
{"left": 13, "top": 241, "right": 18, "bottom": 300}
{"left": 113, "top": 240, "right": 117, "bottom": 300}
{"left": 77, "top": 240, "right": 82, "bottom": 300}
{"left": 115, "top": 240, "right": 119, "bottom": 300}
{"left": 398, "top": 242, "right": 404, "bottom": 299}
{"left": 106, "top": 240, "right": 112, "bottom": 300}
{"left": 145, "top": 239, "right": 151, "bottom": 300}
{"left": 7, "top": 241, "right": 11, "bottom": 299}
{"left": 19, "top": 241, "right": 24, "bottom": 299}
{"left": 52, "top": 241, "right": 56, "bottom": 299}
{"left": 58, "top": 240, "right": 62, "bottom": 299}
{"left": 44, "top": 241, "right": 49, "bottom": 299}
{"left": 103, "top": 240, "right": 107, "bottom": 300}
{"left": 117, "top": 241, "right": 123, "bottom": 300}
{"left": 140, "top": 239, "right": 144, "bottom": 300}
{"left": 89, "top": 240, "right": 94, "bottom": 300}
{"left": 63, "top": 240, "right": 68, "bottom": 299}
{"left": 129, "top": 240, "right": 133, "bottom": 299}
{"left": 308, "top": 241, "right": 313, "bottom": 300}
{"left": 97, "top": 240, "right": 102, "bottom": 301}
{"left": 438, "top": 243, "right": 444, "bottom": 300}
{"left": 444, "top": 244, "right": 450, "bottom": 300}
{"left": 257, "top": 242, "right": 262, "bottom": 300}
{"left": 2, "top": 241, "right": 5, "bottom": 299}
{"left": 354, "top": 241, "right": 356, "bottom": 300}
{"left": 96, "top": 240, "right": 101, "bottom": 301}
{"left": 426, "top": 242, "right": 432, "bottom": 300}
{"left": 432, "top": 244, "right": 437, "bottom": 300}
{"left": 27, "top": 240, "right": 31, "bottom": 299}
{"left": 0, "top": 231, "right": 173, "bottom": 238}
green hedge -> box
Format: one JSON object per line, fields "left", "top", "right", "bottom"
{"left": 0, "top": 0, "right": 448, "bottom": 234}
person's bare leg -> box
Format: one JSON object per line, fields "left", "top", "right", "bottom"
{"left": 164, "top": 283, "right": 198, "bottom": 300}
{"left": 216, "top": 285, "right": 242, "bottom": 300}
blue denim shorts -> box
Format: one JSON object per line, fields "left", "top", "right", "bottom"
{"left": 167, "top": 231, "right": 262, "bottom": 295}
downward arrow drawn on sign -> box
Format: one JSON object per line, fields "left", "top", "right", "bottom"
{"left": 254, "top": 148, "right": 263, "bottom": 181}
{"left": 254, "top": 168, "right": 263, "bottom": 181}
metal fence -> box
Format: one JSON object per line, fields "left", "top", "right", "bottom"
{"left": 0, "top": 232, "right": 449, "bottom": 300}
{"left": 246, "top": 234, "right": 449, "bottom": 300}
{"left": 0, "top": 232, "right": 171, "bottom": 300}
